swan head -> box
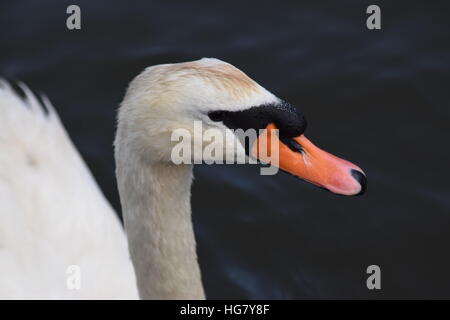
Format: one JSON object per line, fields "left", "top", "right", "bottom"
{"left": 116, "top": 58, "right": 366, "bottom": 196}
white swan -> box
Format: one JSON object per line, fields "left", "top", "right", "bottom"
{"left": 0, "top": 58, "right": 366, "bottom": 299}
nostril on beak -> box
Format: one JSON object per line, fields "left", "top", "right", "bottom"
{"left": 351, "top": 169, "right": 367, "bottom": 196}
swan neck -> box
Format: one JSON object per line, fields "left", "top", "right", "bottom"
{"left": 116, "top": 157, "right": 204, "bottom": 299}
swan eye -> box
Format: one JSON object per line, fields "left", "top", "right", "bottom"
{"left": 208, "top": 111, "right": 225, "bottom": 122}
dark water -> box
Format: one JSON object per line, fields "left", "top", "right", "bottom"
{"left": 1, "top": 0, "right": 450, "bottom": 299}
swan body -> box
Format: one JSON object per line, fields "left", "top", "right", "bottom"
{"left": 0, "top": 81, "right": 138, "bottom": 299}
{"left": 0, "top": 58, "right": 365, "bottom": 299}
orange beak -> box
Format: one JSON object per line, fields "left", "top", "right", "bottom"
{"left": 251, "top": 123, "right": 366, "bottom": 196}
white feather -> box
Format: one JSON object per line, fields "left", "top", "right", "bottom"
{"left": 0, "top": 81, "right": 138, "bottom": 299}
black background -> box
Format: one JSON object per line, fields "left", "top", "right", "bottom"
{"left": 1, "top": 0, "right": 449, "bottom": 299}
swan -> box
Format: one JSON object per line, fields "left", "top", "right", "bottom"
{"left": 0, "top": 58, "right": 366, "bottom": 299}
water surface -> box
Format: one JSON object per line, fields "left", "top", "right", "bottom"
{"left": 1, "top": 0, "right": 449, "bottom": 299}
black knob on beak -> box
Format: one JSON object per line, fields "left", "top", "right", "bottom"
{"left": 351, "top": 169, "right": 367, "bottom": 196}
